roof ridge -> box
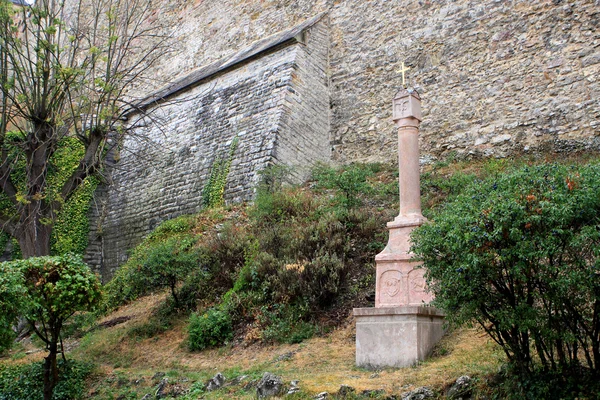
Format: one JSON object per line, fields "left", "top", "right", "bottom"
{"left": 129, "top": 12, "right": 327, "bottom": 115}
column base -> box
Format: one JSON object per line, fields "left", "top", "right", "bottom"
{"left": 353, "top": 306, "right": 445, "bottom": 369}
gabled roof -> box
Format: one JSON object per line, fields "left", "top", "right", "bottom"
{"left": 132, "top": 12, "right": 326, "bottom": 113}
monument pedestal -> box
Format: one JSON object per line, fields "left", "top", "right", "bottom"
{"left": 354, "top": 306, "right": 445, "bottom": 368}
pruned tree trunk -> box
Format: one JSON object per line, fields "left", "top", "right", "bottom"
{"left": 17, "top": 219, "right": 52, "bottom": 258}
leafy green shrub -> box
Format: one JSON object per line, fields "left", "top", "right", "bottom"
{"left": 311, "top": 163, "right": 379, "bottom": 209}
{"left": 412, "top": 163, "right": 600, "bottom": 380}
{"left": 135, "top": 234, "right": 199, "bottom": 309}
{"left": 0, "top": 359, "right": 94, "bottom": 400}
{"left": 188, "top": 307, "right": 233, "bottom": 351}
{"left": 489, "top": 363, "right": 600, "bottom": 400}
{"left": 1, "top": 255, "right": 101, "bottom": 399}
{"left": 259, "top": 303, "right": 317, "bottom": 344}
{"left": 103, "top": 215, "right": 200, "bottom": 310}
{"left": 147, "top": 215, "right": 196, "bottom": 239}
{"left": 0, "top": 262, "right": 25, "bottom": 352}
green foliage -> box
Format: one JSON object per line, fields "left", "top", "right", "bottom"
{"left": 5, "top": 254, "right": 102, "bottom": 324}
{"left": 188, "top": 307, "right": 233, "bottom": 351}
{"left": 412, "top": 162, "right": 600, "bottom": 378}
{"left": 0, "top": 359, "right": 94, "bottom": 400}
{"left": 0, "top": 135, "right": 98, "bottom": 258}
{"left": 0, "top": 262, "right": 26, "bottom": 352}
{"left": 311, "top": 162, "right": 379, "bottom": 209}
{"left": 109, "top": 162, "right": 396, "bottom": 346}
{"left": 2, "top": 254, "right": 101, "bottom": 399}
{"left": 135, "top": 234, "right": 199, "bottom": 309}
{"left": 259, "top": 304, "right": 317, "bottom": 344}
{"left": 202, "top": 137, "right": 239, "bottom": 208}
{"left": 49, "top": 138, "right": 100, "bottom": 256}
{"left": 103, "top": 216, "right": 199, "bottom": 310}
{"left": 489, "top": 364, "right": 600, "bottom": 400}
{"left": 147, "top": 215, "right": 195, "bottom": 239}
{"left": 257, "top": 164, "right": 292, "bottom": 193}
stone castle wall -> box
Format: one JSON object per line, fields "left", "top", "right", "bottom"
{"left": 144, "top": 0, "right": 599, "bottom": 162}
{"left": 86, "top": 18, "right": 330, "bottom": 277}
{"left": 87, "top": 0, "right": 600, "bottom": 277}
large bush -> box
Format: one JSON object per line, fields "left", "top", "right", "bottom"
{"left": 412, "top": 163, "right": 600, "bottom": 380}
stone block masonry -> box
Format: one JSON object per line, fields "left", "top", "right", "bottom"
{"left": 86, "top": 16, "right": 330, "bottom": 279}
{"left": 138, "top": 0, "right": 600, "bottom": 162}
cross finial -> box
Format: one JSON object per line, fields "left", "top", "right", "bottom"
{"left": 398, "top": 62, "right": 411, "bottom": 87}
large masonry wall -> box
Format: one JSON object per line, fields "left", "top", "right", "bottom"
{"left": 86, "top": 20, "right": 330, "bottom": 278}
{"left": 144, "top": 0, "right": 600, "bottom": 162}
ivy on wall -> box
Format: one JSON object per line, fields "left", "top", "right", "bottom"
{"left": 0, "top": 135, "right": 98, "bottom": 258}
{"left": 202, "top": 136, "right": 239, "bottom": 208}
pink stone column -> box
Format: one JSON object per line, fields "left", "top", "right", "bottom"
{"left": 374, "top": 89, "right": 432, "bottom": 308}
{"left": 398, "top": 118, "right": 422, "bottom": 218}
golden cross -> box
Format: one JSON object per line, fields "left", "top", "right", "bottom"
{"left": 398, "top": 62, "right": 411, "bottom": 87}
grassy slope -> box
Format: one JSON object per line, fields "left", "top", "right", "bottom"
{"left": 7, "top": 154, "right": 600, "bottom": 399}
{"left": 58, "top": 293, "right": 504, "bottom": 399}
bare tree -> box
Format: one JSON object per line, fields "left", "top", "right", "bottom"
{"left": 0, "top": 0, "right": 171, "bottom": 258}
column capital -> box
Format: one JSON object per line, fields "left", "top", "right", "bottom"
{"left": 393, "top": 89, "right": 422, "bottom": 123}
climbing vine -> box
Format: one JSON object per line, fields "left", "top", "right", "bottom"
{"left": 0, "top": 135, "right": 98, "bottom": 258}
{"left": 202, "top": 136, "right": 239, "bottom": 208}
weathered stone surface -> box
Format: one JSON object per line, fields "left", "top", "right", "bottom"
{"left": 354, "top": 306, "right": 445, "bottom": 368}
{"left": 135, "top": 0, "right": 600, "bottom": 163}
{"left": 155, "top": 377, "right": 168, "bottom": 398}
{"left": 205, "top": 372, "right": 226, "bottom": 391}
{"left": 446, "top": 375, "right": 472, "bottom": 400}
{"left": 86, "top": 17, "right": 330, "bottom": 278}
{"left": 401, "top": 387, "right": 435, "bottom": 400}
{"left": 87, "top": 1, "right": 600, "bottom": 277}
{"left": 256, "top": 372, "right": 284, "bottom": 398}
{"left": 287, "top": 380, "right": 300, "bottom": 395}
{"left": 337, "top": 384, "right": 356, "bottom": 396}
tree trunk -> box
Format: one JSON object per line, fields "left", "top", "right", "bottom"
{"left": 17, "top": 121, "right": 55, "bottom": 259}
{"left": 17, "top": 218, "right": 52, "bottom": 258}
{"left": 43, "top": 340, "right": 58, "bottom": 400}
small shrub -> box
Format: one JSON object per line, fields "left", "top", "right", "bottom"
{"left": 2, "top": 254, "right": 101, "bottom": 399}
{"left": 104, "top": 234, "right": 199, "bottom": 310}
{"left": 0, "top": 262, "right": 25, "bottom": 352}
{"left": 259, "top": 304, "right": 317, "bottom": 344}
{"left": 311, "top": 163, "right": 377, "bottom": 209}
{"left": 188, "top": 308, "right": 233, "bottom": 351}
{"left": 148, "top": 215, "right": 196, "bottom": 239}
{"left": 0, "top": 359, "right": 94, "bottom": 400}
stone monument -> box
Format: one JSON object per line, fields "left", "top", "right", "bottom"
{"left": 353, "top": 77, "right": 445, "bottom": 368}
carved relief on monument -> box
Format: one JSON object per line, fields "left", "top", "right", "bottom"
{"left": 379, "top": 270, "right": 403, "bottom": 303}
{"left": 408, "top": 268, "right": 432, "bottom": 305}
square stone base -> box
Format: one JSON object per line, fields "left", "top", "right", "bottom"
{"left": 353, "top": 306, "right": 445, "bottom": 369}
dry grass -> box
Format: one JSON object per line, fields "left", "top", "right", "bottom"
{"left": 17, "top": 293, "right": 505, "bottom": 398}
{"left": 1, "top": 292, "right": 505, "bottom": 398}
